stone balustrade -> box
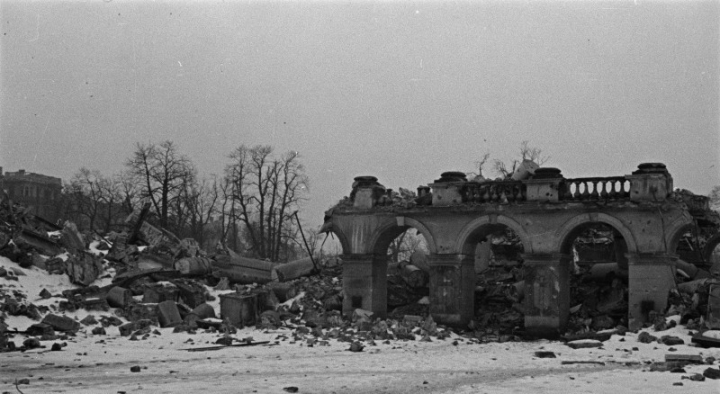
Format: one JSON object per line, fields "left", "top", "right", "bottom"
{"left": 560, "top": 177, "right": 630, "bottom": 201}
{"left": 348, "top": 163, "right": 672, "bottom": 209}
{"left": 461, "top": 180, "right": 526, "bottom": 204}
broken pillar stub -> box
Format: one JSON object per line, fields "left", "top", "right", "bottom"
{"left": 428, "top": 254, "right": 474, "bottom": 327}
{"left": 524, "top": 168, "right": 563, "bottom": 202}
{"left": 429, "top": 171, "right": 467, "bottom": 206}
{"left": 220, "top": 293, "right": 257, "bottom": 327}
{"left": 341, "top": 253, "right": 387, "bottom": 319}
{"left": 627, "top": 163, "right": 673, "bottom": 202}
{"left": 351, "top": 176, "right": 385, "bottom": 209}
{"left": 627, "top": 252, "right": 676, "bottom": 331}
{"left": 106, "top": 286, "right": 133, "bottom": 308}
{"left": 522, "top": 253, "right": 571, "bottom": 338}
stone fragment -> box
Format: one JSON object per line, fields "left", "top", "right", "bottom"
{"left": 566, "top": 339, "right": 603, "bottom": 349}
{"left": 119, "top": 319, "right": 154, "bottom": 337}
{"left": 349, "top": 341, "right": 364, "bottom": 352}
{"left": 106, "top": 286, "right": 133, "bottom": 308}
{"left": 703, "top": 367, "right": 720, "bottom": 380}
{"left": 26, "top": 323, "right": 55, "bottom": 337}
{"left": 682, "top": 373, "right": 705, "bottom": 381}
{"left": 637, "top": 331, "right": 658, "bottom": 343}
{"left": 658, "top": 336, "right": 685, "bottom": 346}
{"left": 92, "top": 327, "right": 106, "bottom": 335}
{"left": 64, "top": 252, "right": 103, "bottom": 286}
{"left": 39, "top": 288, "right": 52, "bottom": 299}
{"left": 80, "top": 315, "right": 98, "bottom": 326}
{"left": 23, "top": 337, "right": 41, "bottom": 349}
{"left": 41, "top": 314, "right": 80, "bottom": 332}
{"left": 142, "top": 283, "right": 178, "bottom": 303}
{"left": 157, "top": 301, "right": 182, "bottom": 328}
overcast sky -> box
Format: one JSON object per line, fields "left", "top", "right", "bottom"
{"left": 1, "top": 0, "right": 718, "bottom": 228}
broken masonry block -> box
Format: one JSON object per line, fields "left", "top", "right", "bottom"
{"left": 106, "top": 286, "right": 133, "bottom": 308}
{"left": 124, "top": 303, "right": 159, "bottom": 324}
{"left": 60, "top": 221, "right": 85, "bottom": 252}
{"left": 220, "top": 293, "right": 257, "bottom": 328}
{"left": 80, "top": 315, "right": 98, "bottom": 326}
{"left": 173, "top": 279, "right": 207, "bottom": 308}
{"left": 174, "top": 256, "right": 213, "bottom": 277}
{"left": 41, "top": 314, "right": 80, "bottom": 332}
{"left": 119, "top": 319, "right": 154, "bottom": 337}
{"left": 26, "top": 323, "right": 55, "bottom": 337}
{"left": 190, "top": 303, "right": 216, "bottom": 320}
{"left": 157, "top": 301, "right": 182, "bottom": 328}
{"left": 142, "top": 283, "right": 179, "bottom": 304}
{"left": 64, "top": 252, "right": 103, "bottom": 286}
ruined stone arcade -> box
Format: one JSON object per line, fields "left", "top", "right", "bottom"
{"left": 321, "top": 163, "right": 707, "bottom": 335}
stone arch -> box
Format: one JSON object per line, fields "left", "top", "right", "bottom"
{"left": 704, "top": 233, "right": 720, "bottom": 265}
{"left": 324, "top": 227, "right": 351, "bottom": 256}
{"left": 367, "top": 216, "right": 438, "bottom": 255}
{"left": 555, "top": 212, "right": 638, "bottom": 255}
{"left": 666, "top": 222, "right": 695, "bottom": 257}
{"left": 455, "top": 214, "right": 533, "bottom": 255}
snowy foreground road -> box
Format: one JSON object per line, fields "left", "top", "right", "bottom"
{"left": 2, "top": 327, "right": 720, "bottom": 394}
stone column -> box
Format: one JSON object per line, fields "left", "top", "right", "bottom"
{"left": 428, "top": 254, "right": 474, "bottom": 327}
{"left": 627, "top": 253, "right": 677, "bottom": 330}
{"left": 341, "top": 254, "right": 387, "bottom": 318}
{"left": 522, "top": 253, "right": 571, "bottom": 337}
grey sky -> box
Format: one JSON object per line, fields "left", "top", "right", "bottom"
{"left": 1, "top": 0, "right": 718, "bottom": 228}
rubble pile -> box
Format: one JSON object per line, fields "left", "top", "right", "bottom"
{"left": 3, "top": 189, "right": 720, "bottom": 381}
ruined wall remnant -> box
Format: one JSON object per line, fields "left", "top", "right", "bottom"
{"left": 323, "top": 162, "right": 720, "bottom": 335}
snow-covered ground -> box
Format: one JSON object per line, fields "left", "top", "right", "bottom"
{"left": 3, "top": 255, "right": 720, "bottom": 394}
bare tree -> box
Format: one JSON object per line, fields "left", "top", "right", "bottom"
{"left": 125, "top": 140, "right": 195, "bottom": 231}
{"left": 64, "top": 168, "right": 130, "bottom": 232}
{"left": 65, "top": 168, "right": 104, "bottom": 230}
{"left": 387, "top": 229, "right": 427, "bottom": 263}
{"left": 493, "top": 141, "right": 549, "bottom": 178}
{"left": 519, "top": 140, "right": 550, "bottom": 165}
{"left": 224, "top": 145, "right": 309, "bottom": 261}
{"left": 183, "top": 174, "right": 220, "bottom": 249}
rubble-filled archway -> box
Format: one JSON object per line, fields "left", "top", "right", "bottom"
{"left": 559, "top": 221, "right": 630, "bottom": 331}
{"left": 340, "top": 217, "right": 437, "bottom": 319}
{"left": 369, "top": 221, "right": 432, "bottom": 318}
{"left": 458, "top": 219, "right": 527, "bottom": 334}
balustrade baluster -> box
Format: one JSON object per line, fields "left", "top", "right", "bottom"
{"left": 490, "top": 185, "right": 499, "bottom": 202}
{"left": 504, "top": 185, "right": 513, "bottom": 202}
{"left": 579, "top": 182, "right": 589, "bottom": 200}
{"left": 606, "top": 181, "right": 615, "bottom": 199}
{"left": 595, "top": 180, "right": 607, "bottom": 200}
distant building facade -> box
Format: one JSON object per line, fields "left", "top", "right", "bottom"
{"left": 0, "top": 167, "right": 63, "bottom": 222}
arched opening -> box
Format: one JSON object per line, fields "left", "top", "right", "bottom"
{"left": 560, "top": 222, "right": 629, "bottom": 331}
{"left": 671, "top": 221, "right": 720, "bottom": 280}
{"left": 316, "top": 230, "right": 346, "bottom": 273}
{"left": 460, "top": 223, "right": 526, "bottom": 335}
{"left": 706, "top": 234, "right": 720, "bottom": 276}
{"left": 372, "top": 226, "right": 431, "bottom": 318}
